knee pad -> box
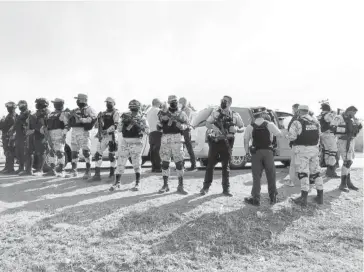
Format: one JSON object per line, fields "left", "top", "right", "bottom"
{"left": 108, "top": 152, "right": 115, "bottom": 162}
{"left": 344, "top": 160, "right": 353, "bottom": 168}
{"left": 94, "top": 152, "right": 101, "bottom": 161}
{"left": 297, "top": 172, "right": 309, "bottom": 180}
{"left": 310, "top": 172, "right": 320, "bottom": 180}
{"left": 162, "top": 161, "right": 170, "bottom": 170}
{"left": 71, "top": 151, "right": 79, "bottom": 159}
{"left": 175, "top": 161, "right": 184, "bottom": 170}
{"left": 56, "top": 150, "right": 64, "bottom": 159}
{"left": 82, "top": 149, "right": 90, "bottom": 158}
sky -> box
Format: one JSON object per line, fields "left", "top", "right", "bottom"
{"left": 0, "top": 0, "right": 363, "bottom": 118}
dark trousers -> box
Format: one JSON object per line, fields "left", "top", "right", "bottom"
{"left": 149, "top": 131, "right": 162, "bottom": 171}
{"left": 2, "top": 136, "right": 15, "bottom": 170}
{"left": 251, "top": 149, "right": 277, "bottom": 200}
{"left": 15, "top": 137, "right": 26, "bottom": 170}
{"left": 204, "top": 138, "right": 234, "bottom": 190}
{"left": 182, "top": 129, "right": 196, "bottom": 166}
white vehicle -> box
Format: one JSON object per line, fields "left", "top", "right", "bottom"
{"left": 191, "top": 106, "right": 292, "bottom": 169}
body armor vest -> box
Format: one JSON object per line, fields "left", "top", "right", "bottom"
{"left": 121, "top": 112, "right": 143, "bottom": 138}
{"left": 102, "top": 110, "right": 116, "bottom": 130}
{"left": 159, "top": 110, "right": 183, "bottom": 134}
{"left": 293, "top": 118, "right": 319, "bottom": 146}
{"left": 47, "top": 111, "right": 65, "bottom": 130}
{"left": 319, "top": 112, "right": 331, "bottom": 132}
{"left": 252, "top": 121, "right": 272, "bottom": 149}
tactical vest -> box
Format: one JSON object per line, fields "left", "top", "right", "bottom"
{"left": 47, "top": 111, "right": 65, "bottom": 130}
{"left": 0, "top": 113, "right": 16, "bottom": 133}
{"left": 319, "top": 112, "right": 331, "bottom": 132}
{"left": 159, "top": 110, "right": 183, "bottom": 134}
{"left": 252, "top": 121, "right": 272, "bottom": 149}
{"left": 121, "top": 112, "right": 143, "bottom": 138}
{"left": 102, "top": 110, "right": 116, "bottom": 130}
{"left": 292, "top": 118, "right": 319, "bottom": 146}
{"left": 336, "top": 115, "right": 361, "bottom": 139}
{"left": 69, "top": 108, "right": 84, "bottom": 128}
{"left": 14, "top": 110, "right": 31, "bottom": 136}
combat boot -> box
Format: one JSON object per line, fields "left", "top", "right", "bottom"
{"left": 44, "top": 163, "right": 56, "bottom": 176}
{"left": 244, "top": 196, "right": 260, "bottom": 206}
{"left": 222, "top": 173, "right": 233, "bottom": 197}
{"left": 83, "top": 162, "right": 91, "bottom": 180}
{"left": 159, "top": 176, "right": 170, "bottom": 193}
{"left": 109, "top": 167, "right": 115, "bottom": 179}
{"left": 326, "top": 166, "right": 339, "bottom": 178}
{"left": 66, "top": 162, "right": 78, "bottom": 178}
{"left": 109, "top": 174, "right": 121, "bottom": 191}
{"left": 346, "top": 173, "right": 359, "bottom": 191}
{"left": 314, "top": 189, "right": 324, "bottom": 204}
{"left": 292, "top": 190, "right": 308, "bottom": 207}
{"left": 56, "top": 164, "right": 65, "bottom": 178}
{"left": 270, "top": 192, "right": 278, "bottom": 205}
{"left": 339, "top": 175, "right": 349, "bottom": 192}
{"left": 177, "top": 176, "right": 188, "bottom": 195}
{"left": 92, "top": 167, "right": 102, "bottom": 181}
{"left": 200, "top": 182, "right": 210, "bottom": 195}
{"left": 131, "top": 172, "right": 141, "bottom": 191}
{"left": 0, "top": 164, "right": 8, "bottom": 173}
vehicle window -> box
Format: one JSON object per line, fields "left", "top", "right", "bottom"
{"left": 231, "top": 107, "right": 253, "bottom": 127}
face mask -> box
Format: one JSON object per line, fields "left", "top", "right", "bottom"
{"left": 130, "top": 108, "right": 139, "bottom": 112}
{"left": 170, "top": 101, "right": 178, "bottom": 109}
{"left": 54, "top": 103, "right": 64, "bottom": 111}
{"left": 19, "top": 105, "right": 27, "bottom": 112}
{"left": 7, "top": 107, "right": 15, "bottom": 113}
{"left": 77, "top": 101, "right": 86, "bottom": 108}
{"left": 220, "top": 101, "right": 227, "bottom": 109}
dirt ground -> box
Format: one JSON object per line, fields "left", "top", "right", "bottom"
{"left": 0, "top": 158, "right": 363, "bottom": 272}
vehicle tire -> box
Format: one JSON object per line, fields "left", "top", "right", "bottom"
{"left": 230, "top": 156, "right": 247, "bottom": 169}
{"left": 281, "top": 160, "right": 290, "bottom": 167}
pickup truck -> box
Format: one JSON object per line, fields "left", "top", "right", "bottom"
{"left": 191, "top": 106, "right": 291, "bottom": 169}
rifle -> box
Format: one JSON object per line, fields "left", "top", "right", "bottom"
{"left": 41, "top": 116, "right": 55, "bottom": 154}
{"left": 124, "top": 105, "right": 151, "bottom": 131}
{"left": 214, "top": 117, "right": 232, "bottom": 156}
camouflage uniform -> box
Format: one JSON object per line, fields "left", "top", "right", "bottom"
{"left": 67, "top": 94, "right": 97, "bottom": 179}
{"left": 110, "top": 100, "right": 149, "bottom": 191}
{"left": 0, "top": 102, "right": 17, "bottom": 173}
{"left": 45, "top": 98, "right": 70, "bottom": 177}
{"left": 332, "top": 110, "right": 362, "bottom": 191}
{"left": 318, "top": 107, "right": 339, "bottom": 177}
{"left": 287, "top": 106, "right": 324, "bottom": 206}
{"left": 157, "top": 95, "right": 189, "bottom": 194}
{"left": 92, "top": 97, "right": 120, "bottom": 181}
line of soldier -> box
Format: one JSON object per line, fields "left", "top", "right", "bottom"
{"left": 0, "top": 95, "right": 362, "bottom": 207}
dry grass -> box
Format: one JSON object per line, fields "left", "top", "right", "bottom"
{"left": 0, "top": 166, "right": 363, "bottom": 272}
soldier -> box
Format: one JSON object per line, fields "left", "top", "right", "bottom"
{"left": 179, "top": 97, "right": 197, "bottom": 171}
{"left": 284, "top": 103, "right": 299, "bottom": 187}
{"left": 243, "top": 107, "right": 283, "bottom": 206}
{"left": 287, "top": 105, "right": 324, "bottom": 207}
{"left": 318, "top": 102, "right": 339, "bottom": 178}
{"left": 0, "top": 102, "right": 17, "bottom": 174}
{"left": 92, "top": 97, "right": 120, "bottom": 181}
{"left": 22, "top": 98, "right": 51, "bottom": 176}
{"left": 44, "top": 98, "right": 70, "bottom": 177}
{"left": 332, "top": 106, "right": 362, "bottom": 192}
{"left": 157, "top": 95, "right": 189, "bottom": 194}
{"left": 67, "top": 94, "right": 97, "bottom": 179}
{"left": 200, "top": 95, "right": 244, "bottom": 197}
{"left": 9, "top": 100, "right": 31, "bottom": 174}
{"left": 146, "top": 98, "right": 163, "bottom": 173}
{"left": 109, "top": 100, "right": 149, "bottom": 191}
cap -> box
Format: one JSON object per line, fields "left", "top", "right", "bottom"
{"left": 298, "top": 105, "right": 309, "bottom": 111}
{"left": 17, "top": 100, "right": 27, "bottom": 106}
{"left": 51, "top": 98, "right": 64, "bottom": 104}
{"left": 346, "top": 106, "right": 358, "bottom": 112}
{"left": 105, "top": 97, "right": 115, "bottom": 104}
{"left": 168, "top": 95, "right": 178, "bottom": 103}
{"left": 5, "top": 101, "right": 16, "bottom": 108}
{"left": 252, "top": 107, "right": 267, "bottom": 115}
{"left": 74, "top": 93, "right": 88, "bottom": 102}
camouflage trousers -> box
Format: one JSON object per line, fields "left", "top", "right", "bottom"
{"left": 71, "top": 127, "right": 91, "bottom": 163}
{"left": 116, "top": 138, "right": 143, "bottom": 175}
{"left": 320, "top": 133, "right": 338, "bottom": 166}
{"left": 95, "top": 133, "right": 118, "bottom": 168}
{"left": 47, "top": 129, "right": 66, "bottom": 166}
{"left": 293, "top": 145, "right": 323, "bottom": 192}
{"left": 337, "top": 139, "right": 355, "bottom": 175}
{"left": 160, "top": 133, "right": 184, "bottom": 177}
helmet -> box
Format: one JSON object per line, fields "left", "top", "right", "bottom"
{"left": 35, "top": 98, "right": 49, "bottom": 107}
{"left": 128, "top": 99, "right": 141, "bottom": 110}
{"left": 17, "top": 100, "right": 28, "bottom": 106}
{"left": 5, "top": 101, "right": 16, "bottom": 108}
{"left": 320, "top": 103, "right": 331, "bottom": 111}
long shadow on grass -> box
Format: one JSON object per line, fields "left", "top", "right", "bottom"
{"left": 154, "top": 178, "right": 357, "bottom": 258}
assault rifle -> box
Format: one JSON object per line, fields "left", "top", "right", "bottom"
{"left": 214, "top": 117, "right": 232, "bottom": 156}
{"left": 124, "top": 105, "right": 151, "bottom": 131}
{"left": 41, "top": 116, "right": 55, "bottom": 155}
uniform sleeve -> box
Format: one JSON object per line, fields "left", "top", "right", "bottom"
{"left": 244, "top": 125, "right": 253, "bottom": 141}
{"left": 234, "top": 112, "right": 244, "bottom": 128}
{"left": 206, "top": 110, "right": 218, "bottom": 129}
{"left": 287, "top": 120, "right": 302, "bottom": 141}
{"left": 324, "top": 112, "right": 335, "bottom": 123}
{"left": 141, "top": 117, "right": 150, "bottom": 134}
{"left": 178, "top": 111, "right": 189, "bottom": 130}
{"left": 267, "top": 122, "right": 282, "bottom": 137}
{"left": 81, "top": 107, "right": 97, "bottom": 123}
{"left": 113, "top": 110, "right": 120, "bottom": 126}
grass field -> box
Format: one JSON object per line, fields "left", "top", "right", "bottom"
{"left": 0, "top": 163, "right": 363, "bottom": 272}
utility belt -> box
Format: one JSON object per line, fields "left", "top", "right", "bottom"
{"left": 249, "top": 145, "right": 274, "bottom": 154}
{"left": 338, "top": 135, "right": 354, "bottom": 141}
{"left": 207, "top": 134, "right": 234, "bottom": 143}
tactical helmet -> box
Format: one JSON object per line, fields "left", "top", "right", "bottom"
{"left": 5, "top": 101, "right": 16, "bottom": 108}
{"left": 128, "top": 99, "right": 141, "bottom": 110}
{"left": 35, "top": 98, "right": 49, "bottom": 107}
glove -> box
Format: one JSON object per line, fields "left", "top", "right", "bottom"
{"left": 229, "top": 126, "right": 236, "bottom": 133}
{"left": 26, "top": 129, "right": 34, "bottom": 136}
{"left": 176, "top": 122, "right": 182, "bottom": 129}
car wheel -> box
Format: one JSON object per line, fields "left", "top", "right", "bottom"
{"left": 230, "top": 156, "right": 247, "bottom": 169}
{"left": 281, "top": 160, "right": 290, "bottom": 167}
